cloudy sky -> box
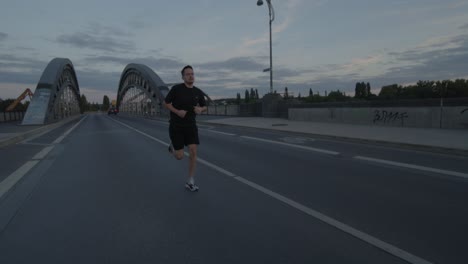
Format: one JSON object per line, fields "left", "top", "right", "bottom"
{"left": 1, "top": 0, "right": 468, "bottom": 102}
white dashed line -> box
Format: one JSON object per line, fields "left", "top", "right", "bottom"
{"left": 241, "top": 136, "right": 340, "bottom": 155}
{"left": 1, "top": 116, "right": 87, "bottom": 200}
{"left": 32, "top": 146, "right": 55, "bottom": 160}
{"left": 354, "top": 156, "right": 468, "bottom": 179}
{"left": 0, "top": 161, "right": 39, "bottom": 198}
{"left": 201, "top": 129, "right": 236, "bottom": 136}
{"left": 111, "top": 118, "right": 432, "bottom": 264}
{"left": 53, "top": 116, "right": 87, "bottom": 144}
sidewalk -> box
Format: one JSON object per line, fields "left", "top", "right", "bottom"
{"left": 0, "top": 115, "right": 82, "bottom": 148}
{"left": 197, "top": 116, "right": 468, "bottom": 155}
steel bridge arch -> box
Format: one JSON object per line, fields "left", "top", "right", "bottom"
{"left": 22, "top": 58, "right": 81, "bottom": 125}
{"left": 117, "top": 63, "right": 171, "bottom": 116}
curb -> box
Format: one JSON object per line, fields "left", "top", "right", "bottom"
{"left": 0, "top": 115, "right": 83, "bottom": 148}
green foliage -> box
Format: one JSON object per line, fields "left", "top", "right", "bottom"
{"left": 0, "top": 99, "right": 28, "bottom": 111}
{"left": 236, "top": 93, "right": 241, "bottom": 105}
{"left": 101, "top": 95, "right": 110, "bottom": 111}
{"left": 79, "top": 94, "right": 88, "bottom": 113}
{"left": 378, "top": 79, "right": 468, "bottom": 99}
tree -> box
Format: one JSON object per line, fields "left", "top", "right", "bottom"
{"left": 255, "top": 89, "right": 259, "bottom": 99}
{"left": 355, "top": 82, "right": 369, "bottom": 99}
{"left": 236, "top": 93, "right": 241, "bottom": 105}
{"left": 284, "top": 87, "right": 289, "bottom": 99}
{"left": 80, "top": 94, "right": 88, "bottom": 113}
{"left": 366, "top": 82, "right": 371, "bottom": 98}
{"left": 327, "top": 90, "right": 347, "bottom": 102}
{"left": 245, "top": 89, "right": 250, "bottom": 103}
{"left": 298, "top": 93, "right": 301, "bottom": 99}
{"left": 309, "top": 88, "right": 313, "bottom": 97}
{"left": 250, "top": 88, "right": 255, "bottom": 102}
{"left": 355, "top": 83, "right": 361, "bottom": 98}
{"left": 378, "top": 84, "right": 400, "bottom": 99}
{"left": 102, "top": 95, "right": 110, "bottom": 111}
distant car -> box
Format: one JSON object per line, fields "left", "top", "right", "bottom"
{"left": 108, "top": 107, "right": 118, "bottom": 115}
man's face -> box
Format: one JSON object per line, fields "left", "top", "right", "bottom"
{"left": 182, "top": 68, "right": 195, "bottom": 84}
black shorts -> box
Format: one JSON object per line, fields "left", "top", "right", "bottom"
{"left": 169, "top": 123, "right": 199, "bottom": 150}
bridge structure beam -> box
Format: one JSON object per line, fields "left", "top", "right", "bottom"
{"left": 22, "top": 58, "right": 81, "bottom": 125}
{"left": 117, "top": 64, "right": 171, "bottom": 117}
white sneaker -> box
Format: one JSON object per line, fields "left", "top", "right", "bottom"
{"left": 185, "top": 182, "right": 199, "bottom": 192}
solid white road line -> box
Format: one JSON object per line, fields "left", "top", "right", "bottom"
{"left": 32, "top": 146, "right": 55, "bottom": 160}
{"left": 201, "top": 129, "right": 236, "bottom": 136}
{"left": 0, "top": 161, "right": 39, "bottom": 199}
{"left": 241, "top": 136, "right": 340, "bottom": 156}
{"left": 111, "top": 118, "right": 169, "bottom": 146}
{"left": 111, "top": 118, "right": 432, "bottom": 264}
{"left": 354, "top": 156, "right": 468, "bottom": 179}
{"left": 53, "top": 116, "right": 87, "bottom": 144}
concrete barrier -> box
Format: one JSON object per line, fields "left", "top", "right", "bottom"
{"left": 289, "top": 106, "right": 468, "bottom": 129}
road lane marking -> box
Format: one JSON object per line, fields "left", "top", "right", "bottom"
{"left": 19, "top": 142, "right": 52, "bottom": 146}
{"left": 53, "top": 116, "right": 87, "bottom": 144}
{"left": 0, "top": 161, "right": 39, "bottom": 199}
{"left": 32, "top": 146, "right": 55, "bottom": 160}
{"left": 0, "top": 116, "right": 88, "bottom": 200}
{"left": 233, "top": 176, "right": 431, "bottom": 264}
{"left": 111, "top": 118, "right": 432, "bottom": 264}
{"left": 354, "top": 156, "right": 468, "bottom": 179}
{"left": 241, "top": 136, "right": 340, "bottom": 156}
{"left": 201, "top": 129, "right": 236, "bottom": 136}
{"left": 111, "top": 118, "right": 169, "bottom": 146}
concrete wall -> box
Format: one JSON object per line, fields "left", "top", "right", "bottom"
{"left": 289, "top": 107, "right": 468, "bottom": 129}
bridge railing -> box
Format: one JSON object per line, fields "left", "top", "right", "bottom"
{"left": 0, "top": 111, "right": 25, "bottom": 123}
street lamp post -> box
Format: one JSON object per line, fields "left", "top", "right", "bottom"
{"left": 257, "top": 0, "right": 275, "bottom": 94}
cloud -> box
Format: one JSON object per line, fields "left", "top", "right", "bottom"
{"left": 242, "top": 0, "right": 304, "bottom": 48}
{"left": 83, "top": 55, "right": 185, "bottom": 73}
{"left": 200, "top": 57, "right": 268, "bottom": 72}
{"left": 86, "top": 22, "right": 134, "bottom": 37}
{"left": 0, "top": 54, "right": 48, "bottom": 85}
{"left": 74, "top": 68, "right": 121, "bottom": 92}
{"left": 460, "top": 23, "right": 468, "bottom": 30}
{"left": 0, "top": 32, "right": 7, "bottom": 41}
{"left": 57, "top": 32, "right": 135, "bottom": 52}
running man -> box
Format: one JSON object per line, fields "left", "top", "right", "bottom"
{"left": 164, "top": 65, "right": 207, "bottom": 191}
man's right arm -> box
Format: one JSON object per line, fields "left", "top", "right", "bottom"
{"left": 165, "top": 102, "right": 187, "bottom": 118}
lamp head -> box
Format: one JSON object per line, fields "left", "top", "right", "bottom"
{"left": 257, "top": 0, "right": 263, "bottom": 6}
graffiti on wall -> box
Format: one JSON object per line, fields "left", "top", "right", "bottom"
{"left": 373, "top": 110, "right": 409, "bottom": 124}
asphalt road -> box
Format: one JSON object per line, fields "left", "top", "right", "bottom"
{"left": 0, "top": 113, "right": 467, "bottom": 264}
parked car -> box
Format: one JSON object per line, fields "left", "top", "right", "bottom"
{"left": 108, "top": 107, "right": 118, "bottom": 115}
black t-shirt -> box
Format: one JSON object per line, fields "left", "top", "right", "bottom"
{"left": 164, "top": 83, "right": 207, "bottom": 125}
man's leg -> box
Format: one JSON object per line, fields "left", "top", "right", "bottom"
{"left": 169, "top": 123, "right": 184, "bottom": 160}
{"left": 173, "top": 148, "right": 184, "bottom": 160}
{"left": 188, "top": 144, "right": 197, "bottom": 178}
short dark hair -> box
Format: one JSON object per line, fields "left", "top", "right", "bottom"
{"left": 181, "top": 65, "right": 193, "bottom": 76}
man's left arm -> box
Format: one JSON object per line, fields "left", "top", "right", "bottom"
{"left": 194, "top": 90, "right": 207, "bottom": 114}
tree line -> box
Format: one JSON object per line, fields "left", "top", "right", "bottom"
{"left": 235, "top": 79, "right": 468, "bottom": 104}
{"left": 79, "top": 95, "right": 111, "bottom": 113}
{"left": 0, "top": 99, "right": 29, "bottom": 112}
